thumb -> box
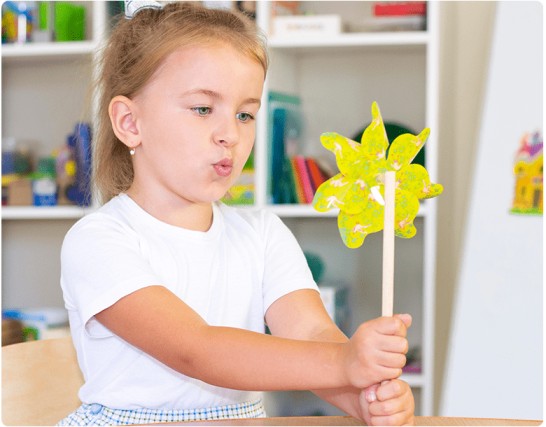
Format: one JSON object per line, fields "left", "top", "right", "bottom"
{"left": 362, "top": 383, "right": 380, "bottom": 403}
{"left": 395, "top": 313, "right": 412, "bottom": 328}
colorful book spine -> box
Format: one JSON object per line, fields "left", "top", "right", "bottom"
{"left": 306, "top": 157, "right": 327, "bottom": 192}
{"left": 295, "top": 155, "right": 314, "bottom": 203}
{"left": 290, "top": 157, "right": 306, "bottom": 204}
{"left": 268, "top": 91, "right": 302, "bottom": 204}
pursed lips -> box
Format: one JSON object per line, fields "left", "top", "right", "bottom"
{"left": 213, "top": 158, "right": 233, "bottom": 177}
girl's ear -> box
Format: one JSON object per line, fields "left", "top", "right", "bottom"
{"left": 109, "top": 96, "right": 140, "bottom": 149}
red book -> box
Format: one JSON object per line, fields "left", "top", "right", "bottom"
{"left": 373, "top": 2, "right": 426, "bottom": 16}
{"left": 294, "top": 155, "right": 314, "bottom": 203}
{"left": 306, "top": 157, "right": 327, "bottom": 192}
{"left": 290, "top": 157, "right": 306, "bottom": 204}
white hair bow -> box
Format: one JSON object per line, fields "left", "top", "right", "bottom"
{"left": 125, "top": 0, "right": 162, "bottom": 19}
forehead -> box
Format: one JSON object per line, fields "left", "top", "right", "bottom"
{"left": 150, "top": 42, "right": 264, "bottom": 85}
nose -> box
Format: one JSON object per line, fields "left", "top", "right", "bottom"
{"left": 213, "top": 116, "right": 239, "bottom": 147}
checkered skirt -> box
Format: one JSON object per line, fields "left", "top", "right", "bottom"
{"left": 57, "top": 399, "right": 266, "bottom": 425}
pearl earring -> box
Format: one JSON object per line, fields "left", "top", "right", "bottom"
{"left": 129, "top": 148, "right": 135, "bottom": 156}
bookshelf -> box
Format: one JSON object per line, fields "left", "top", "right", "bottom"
{"left": 1, "top": 0, "right": 439, "bottom": 418}
{"left": 1, "top": 1, "right": 106, "bottom": 310}
{"left": 255, "top": 1, "right": 439, "bottom": 417}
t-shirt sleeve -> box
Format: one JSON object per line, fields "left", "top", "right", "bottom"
{"left": 60, "top": 213, "right": 162, "bottom": 335}
{"left": 260, "top": 211, "right": 320, "bottom": 313}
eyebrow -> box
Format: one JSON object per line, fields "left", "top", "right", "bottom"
{"left": 181, "top": 88, "right": 261, "bottom": 108}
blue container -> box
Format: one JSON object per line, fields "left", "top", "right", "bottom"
{"left": 66, "top": 122, "right": 92, "bottom": 206}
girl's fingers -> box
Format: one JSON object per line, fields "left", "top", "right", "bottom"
{"left": 377, "top": 351, "right": 407, "bottom": 370}
{"left": 363, "top": 383, "right": 380, "bottom": 403}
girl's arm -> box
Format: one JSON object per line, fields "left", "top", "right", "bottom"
{"left": 265, "top": 289, "right": 413, "bottom": 424}
{"left": 95, "top": 285, "right": 407, "bottom": 392}
{"left": 265, "top": 289, "right": 370, "bottom": 419}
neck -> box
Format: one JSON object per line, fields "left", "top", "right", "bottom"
{"left": 125, "top": 188, "right": 214, "bottom": 232}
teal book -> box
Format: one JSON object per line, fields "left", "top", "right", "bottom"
{"left": 268, "top": 92, "right": 302, "bottom": 204}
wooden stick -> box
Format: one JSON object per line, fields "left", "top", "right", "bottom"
{"left": 382, "top": 171, "right": 396, "bottom": 317}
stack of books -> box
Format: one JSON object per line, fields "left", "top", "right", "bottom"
{"left": 369, "top": 1, "right": 427, "bottom": 31}
{"left": 289, "top": 155, "right": 328, "bottom": 204}
{"left": 268, "top": 92, "right": 333, "bottom": 205}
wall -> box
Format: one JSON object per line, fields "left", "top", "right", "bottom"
{"left": 434, "top": 1, "right": 497, "bottom": 414}
{"left": 439, "top": 1, "right": 543, "bottom": 418}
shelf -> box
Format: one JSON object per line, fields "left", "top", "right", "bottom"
{"left": 268, "top": 202, "right": 429, "bottom": 218}
{"left": 268, "top": 31, "right": 430, "bottom": 52}
{"left": 1, "top": 206, "right": 92, "bottom": 220}
{"left": 1, "top": 202, "right": 431, "bottom": 220}
{"left": 268, "top": 205, "right": 338, "bottom": 218}
{"left": 1, "top": 41, "right": 97, "bottom": 63}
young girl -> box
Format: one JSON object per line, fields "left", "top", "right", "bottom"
{"left": 59, "top": 2, "right": 415, "bottom": 425}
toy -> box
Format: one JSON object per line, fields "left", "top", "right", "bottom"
{"left": 66, "top": 123, "right": 92, "bottom": 206}
{"left": 511, "top": 131, "right": 543, "bottom": 215}
{"left": 312, "top": 102, "right": 442, "bottom": 315}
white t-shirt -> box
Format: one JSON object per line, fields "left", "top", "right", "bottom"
{"left": 60, "top": 194, "right": 319, "bottom": 410}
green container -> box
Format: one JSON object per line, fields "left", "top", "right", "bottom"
{"left": 54, "top": 2, "right": 85, "bottom": 41}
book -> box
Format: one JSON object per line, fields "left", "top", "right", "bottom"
{"left": 290, "top": 157, "right": 306, "bottom": 204}
{"left": 373, "top": 2, "right": 426, "bottom": 17}
{"left": 268, "top": 92, "right": 302, "bottom": 204}
{"left": 294, "top": 155, "right": 314, "bottom": 203}
{"left": 306, "top": 157, "right": 327, "bottom": 193}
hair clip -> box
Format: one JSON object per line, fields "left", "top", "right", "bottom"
{"left": 125, "top": 0, "right": 162, "bottom": 19}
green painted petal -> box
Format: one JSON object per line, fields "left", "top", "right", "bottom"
{"left": 394, "top": 189, "right": 420, "bottom": 238}
{"left": 320, "top": 132, "right": 363, "bottom": 178}
{"left": 397, "top": 164, "right": 444, "bottom": 200}
{"left": 342, "top": 179, "right": 371, "bottom": 215}
{"left": 312, "top": 174, "right": 350, "bottom": 212}
{"left": 312, "top": 174, "right": 371, "bottom": 215}
{"left": 387, "top": 128, "right": 430, "bottom": 170}
{"left": 365, "top": 159, "right": 388, "bottom": 187}
{"left": 426, "top": 182, "right": 444, "bottom": 199}
{"left": 360, "top": 102, "right": 389, "bottom": 161}
{"left": 337, "top": 200, "right": 384, "bottom": 248}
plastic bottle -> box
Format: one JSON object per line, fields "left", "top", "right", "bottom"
{"left": 32, "top": 156, "right": 57, "bottom": 206}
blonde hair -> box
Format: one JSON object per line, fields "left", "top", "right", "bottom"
{"left": 92, "top": 2, "right": 268, "bottom": 204}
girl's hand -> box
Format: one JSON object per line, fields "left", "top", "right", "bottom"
{"left": 343, "top": 316, "right": 410, "bottom": 388}
{"left": 362, "top": 379, "right": 415, "bottom": 426}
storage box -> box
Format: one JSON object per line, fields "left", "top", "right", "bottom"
{"left": 1, "top": 175, "right": 33, "bottom": 206}
{"left": 273, "top": 14, "right": 342, "bottom": 37}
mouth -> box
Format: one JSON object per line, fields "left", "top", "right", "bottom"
{"left": 213, "top": 158, "right": 233, "bottom": 177}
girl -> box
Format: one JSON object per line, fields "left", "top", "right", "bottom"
{"left": 59, "top": 2, "right": 415, "bottom": 425}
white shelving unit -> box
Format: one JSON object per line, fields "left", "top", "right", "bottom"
{"left": 255, "top": 1, "right": 439, "bottom": 417}
{"left": 1, "top": 2, "right": 106, "bottom": 308}
{"left": 2, "top": 0, "right": 439, "bottom": 417}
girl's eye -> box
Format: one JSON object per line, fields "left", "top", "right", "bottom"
{"left": 236, "top": 112, "right": 254, "bottom": 123}
{"left": 192, "top": 106, "right": 211, "bottom": 116}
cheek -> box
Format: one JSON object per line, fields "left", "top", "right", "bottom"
{"left": 238, "top": 136, "right": 255, "bottom": 165}
{"left": 241, "top": 126, "right": 256, "bottom": 150}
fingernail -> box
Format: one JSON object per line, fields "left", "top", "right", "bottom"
{"left": 366, "top": 391, "right": 377, "bottom": 403}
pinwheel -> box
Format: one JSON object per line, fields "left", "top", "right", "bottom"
{"left": 312, "top": 102, "right": 443, "bottom": 315}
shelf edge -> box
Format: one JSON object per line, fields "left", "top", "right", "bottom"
{"left": 1, "top": 41, "right": 97, "bottom": 62}
{"left": 1, "top": 206, "right": 92, "bottom": 220}
{"left": 269, "top": 31, "right": 430, "bottom": 49}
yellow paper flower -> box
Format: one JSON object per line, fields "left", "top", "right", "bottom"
{"left": 312, "top": 102, "right": 443, "bottom": 248}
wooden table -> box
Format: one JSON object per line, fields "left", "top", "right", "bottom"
{"left": 176, "top": 416, "right": 542, "bottom": 426}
